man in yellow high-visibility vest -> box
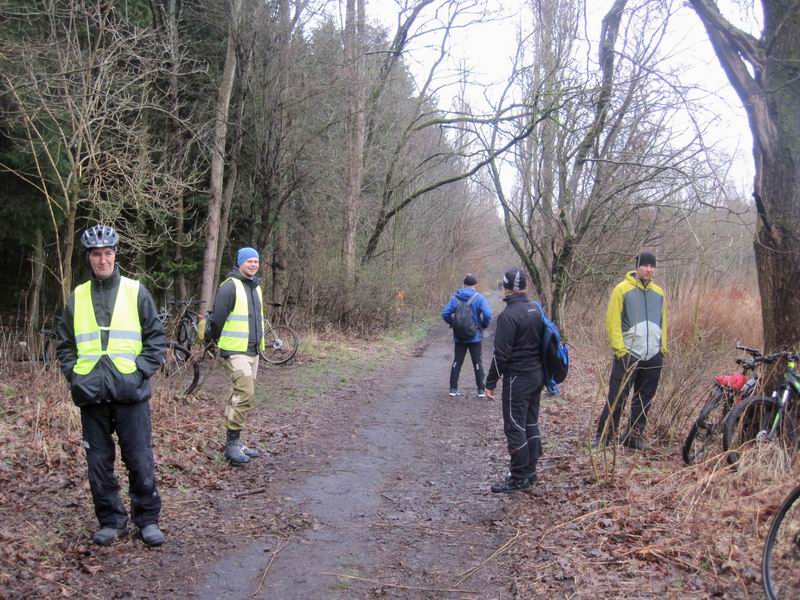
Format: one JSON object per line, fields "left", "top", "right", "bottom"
{"left": 55, "top": 225, "right": 167, "bottom": 546}
{"left": 208, "top": 247, "right": 266, "bottom": 465}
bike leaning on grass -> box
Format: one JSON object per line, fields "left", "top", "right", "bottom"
{"left": 763, "top": 482, "right": 800, "bottom": 599}
{"left": 723, "top": 352, "right": 800, "bottom": 465}
{"left": 681, "top": 343, "right": 766, "bottom": 465}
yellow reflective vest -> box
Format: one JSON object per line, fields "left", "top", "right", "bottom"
{"left": 73, "top": 277, "right": 142, "bottom": 375}
{"left": 218, "top": 278, "right": 266, "bottom": 352}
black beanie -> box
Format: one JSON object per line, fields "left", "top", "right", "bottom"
{"left": 502, "top": 268, "right": 526, "bottom": 291}
{"left": 463, "top": 274, "right": 478, "bottom": 286}
{"left": 635, "top": 252, "right": 657, "bottom": 267}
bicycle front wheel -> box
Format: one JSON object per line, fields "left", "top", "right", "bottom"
{"left": 682, "top": 386, "right": 728, "bottom": 465}
{"left": 259, "top": 326, "right": 299, "bottom": 365}
{"left": 723, "top": 396, "right": 799, "bottom": 465}
{"left": 763, "top": 484, "right": 800, "bottom": 599}
{"left": 158, "top": 342, "right": 200, "bottom": 397}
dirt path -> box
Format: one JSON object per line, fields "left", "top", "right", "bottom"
{"left": 193, "top": 318, "right": 516, "bottom": 599}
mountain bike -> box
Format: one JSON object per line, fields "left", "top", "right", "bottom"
{"left": 681, "top": 343, "right": 766, "bottom": 465}
{"left": 259, "top": 302, "right": 298, "bottom": 365}
{"left": 763, "top": 482, "right": 800, "bottom": 599}
{"left": 724, "top": 352, "right": 800, "bottom": 465}
{"left": 155, "top": 309, "right": 201, "bottom": 397}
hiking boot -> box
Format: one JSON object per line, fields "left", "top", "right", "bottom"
{"left": 477, "top": 389, "right": 486, "bottom": 398}
{"left": 591, "top": 433, "right": 605, "bottom": 449}
{"left": 491, "top": 475, "right": 532, "bottom": 494}
{"left": 241, "top": 444, "right": 260, "bottom": 458}
{"left": 448, "top": 388, "right": 463, "bottom": 397}
{"left": 622, "top": 429, "right": 645, "bottom": 450}
{"left": 223, "top": 429, "right": 250, "bottom": 465}
{"left": 140, "top": 523, "right": 165, "bottom": 547}
{"left": 93, "top": 525, "right": 128, "bottom": 546}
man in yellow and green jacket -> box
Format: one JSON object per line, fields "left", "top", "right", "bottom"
{"left": 208, "top": 247, "right": 265, "bottom": 465}
{"left": 56, "top": 225, "right": 166, "bottom": 547}
{"left": 594, "top": 252, "right": 667, "bottom": 450}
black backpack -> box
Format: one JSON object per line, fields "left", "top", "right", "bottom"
{"left": 451, "top": 294, "right": 479, "bottom": 341}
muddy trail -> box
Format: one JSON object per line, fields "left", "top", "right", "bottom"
{"left": 193, "top": 319, "right": 513, "bottom": 599}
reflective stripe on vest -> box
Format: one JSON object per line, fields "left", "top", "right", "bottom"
{"left": 73, "top": 277, "right": 142, "bottom": 375}
{"left": 218, "top": 278, "right": 266, "bottom": 352}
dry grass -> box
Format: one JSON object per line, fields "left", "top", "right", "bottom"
{"left": 505, "top": 286, "right": 793, "bottom": 597}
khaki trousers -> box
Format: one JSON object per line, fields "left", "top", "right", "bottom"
{"left": 223, "top": 353, "right": 259, "bottom": 430}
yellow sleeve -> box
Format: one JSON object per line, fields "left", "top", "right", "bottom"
{"left": 605, "top": 284, "right": 626, "bottom": 358}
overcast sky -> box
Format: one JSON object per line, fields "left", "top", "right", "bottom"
{"left": 367, "top": 0, "right": 757, "bottom": 189}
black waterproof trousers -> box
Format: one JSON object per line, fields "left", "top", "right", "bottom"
{"left": 449, "top": 342, "right": 485, "bottom": 391}
{"left": 596, "top": 352, "right": 663, "bottom": 439}
{"left": 501, "top": 372, "right": 544, "bottom": 480}
{"left": 80, "top": 400, "right": 161, "bottom": 529}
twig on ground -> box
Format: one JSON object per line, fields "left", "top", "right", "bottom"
{"left": 250, "top": 537, "right": 291, "bottom": 599}
{"left": 457, "top": 528, "right": 524, "bottom": 585}
{"left": 322, "top": 573, "right": 481, "bottom": 595}
{"left": 235, "top": 487, "right": 268, "bottom": 499}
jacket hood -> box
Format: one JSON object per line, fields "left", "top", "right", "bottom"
{"left": 455, "top": 287, "right": 478, "bottom": 301}
{"left": 624, "top": 270, "right": 652, "bottom": 289}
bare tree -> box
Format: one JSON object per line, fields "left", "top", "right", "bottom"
{"left": 688, "top": 0, "right": 800, "bottom": 351}
{"left": 482, "top": 0, "right": 715, "bottom": 326}
{"left": 199, "top": 0, "right": 242, "bottom": 312}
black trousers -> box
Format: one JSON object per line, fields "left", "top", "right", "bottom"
{"left": 450, "top": 341, "right": 485, "bottom": 390}
{"left": 596, "top": 352, "right": 663, "bottom": 439}
{"left": 501, "top": 372, "right": 544, "bottom": 480}
{"left": 80, "top": 401, "right": 161, "bottom": 529}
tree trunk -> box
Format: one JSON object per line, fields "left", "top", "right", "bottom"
{"left": 342, "top": 0, "right": 367, "bottom": 294}
{"left": 199, "top": 0, "right": 241, "bottom": 312}
{"left": 688, "top": 0, "right": 800, "bottom": 351}
{"left": 26, "top": 228, "right": 45, "bottom": 339}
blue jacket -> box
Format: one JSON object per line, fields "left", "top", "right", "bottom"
{"left": 441, "top": 288, "right": 492, "bottom": 343}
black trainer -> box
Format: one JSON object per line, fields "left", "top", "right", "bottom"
{"left": 491, "top": 475, "right": 532, "bottom": 493}
{"left": 621, "top": 430, "right": 644, "bottom": 450}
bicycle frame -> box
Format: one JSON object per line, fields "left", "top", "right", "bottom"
{"left": 766, "top": 359, "right": 800, "bottom": 441}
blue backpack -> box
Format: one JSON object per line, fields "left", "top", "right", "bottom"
{"left": 532, "top": 301, "right": 570, "bottom": 395}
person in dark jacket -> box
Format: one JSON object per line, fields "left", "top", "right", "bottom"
{"left": 484, "top": 268, "right": 545, "bottom": 493}
{"left": 207, "top": 247, "right": 265, "bottom": 465}
{"left": 56, "top": 224, "right": 167, "bottom": 546}
{"left": 441, "top": 274, "right": 492, "bottom": 397}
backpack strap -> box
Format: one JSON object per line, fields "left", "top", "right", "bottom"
{"left": 466, "top": 294, "right": 478, "bottom": 306}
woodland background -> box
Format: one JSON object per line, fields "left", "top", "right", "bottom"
{"left": 0, "top": 0, "right": 767, "bottom": 341}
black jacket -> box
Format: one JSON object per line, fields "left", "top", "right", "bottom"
{"left": 56, "top": 267, "right": 166, "bottom": 407}
{"left": 484, "top": 294, "right": 545, "bottom": 389}
{"left": 208, "top": 269, "right": 264, "bottom": 357}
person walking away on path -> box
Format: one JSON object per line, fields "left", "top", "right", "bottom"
{"left": 484, "top": 268, "right": 545, "bottom": 493}
{"left": 441, "top": 274, "right": 492, "bottom": 398}
{"left": 593, "top": 252, "right": 667, "bottom": 450}
{"left": 208, "top": 247, "right": 266, "bottom": 465}
{"left": 55, "top": 224, "right": 167, "bottom": 546}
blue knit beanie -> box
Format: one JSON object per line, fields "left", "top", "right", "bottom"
{"left": 236, "top": 247, "right": 259, "bottom": 266}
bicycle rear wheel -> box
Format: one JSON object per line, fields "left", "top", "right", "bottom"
{"left": 682, "top": 386, "right": 728, "bottom": 465}
{"left": 259, "top": 326, "right": 298, "bottom": 365}
{"left": 723, "top": 396, "right": 799, "bottom": 465}
{"left": 763, "top": 484, "right": 800, "bottom": 599}
{"left": 158, "top": 342, "right": 200, "bottom": 397}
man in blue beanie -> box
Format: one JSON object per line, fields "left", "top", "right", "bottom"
{"left": 208, "top": 247, "right": 266, "bottom": 465}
